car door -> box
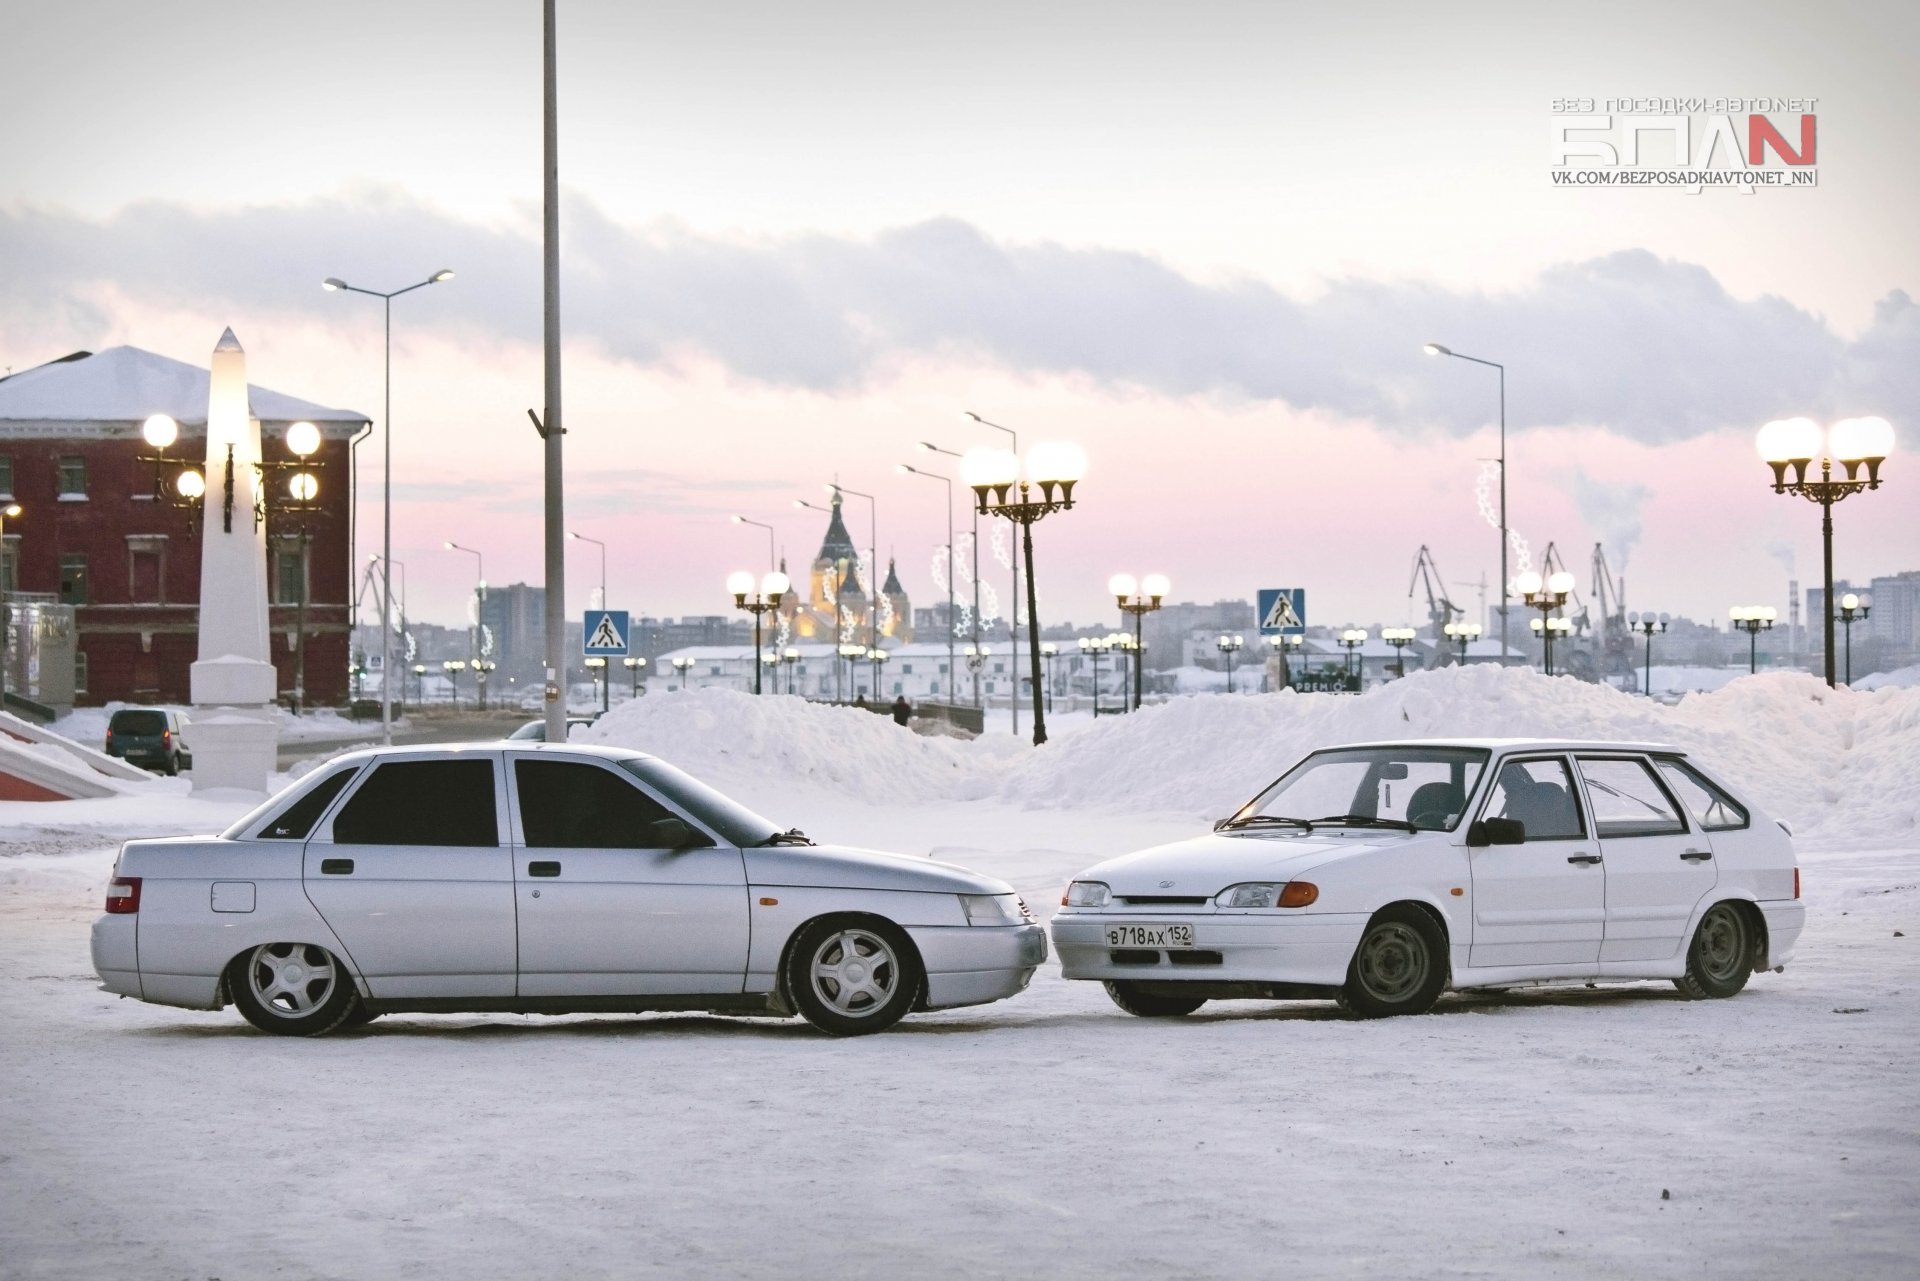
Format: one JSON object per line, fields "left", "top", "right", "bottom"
{"left": 302, "top": 753, "right": 518, "bottom": 999}
{"left": 1574, "top": 755, "right": 1717, "bottom": 965}
{"left": 1466, "top": 755, "right": 1604, "bottom": 971}
{"left": 508, "top": 754, "right": 751, "bottom": 997}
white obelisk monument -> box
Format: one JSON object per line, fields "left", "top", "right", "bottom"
{"left": 181, "top": 329, "right": 279, "bottom": 792}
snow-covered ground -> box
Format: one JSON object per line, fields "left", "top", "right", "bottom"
{"left": 3, "top": 668, "right": 1915, "bottom": 1279}
{"left": 55, "top": 703, "right": 405, "bottom": 747}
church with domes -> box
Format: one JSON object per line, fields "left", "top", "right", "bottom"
{"left": 780, "top": 486, "right": 912, "bottom": 645}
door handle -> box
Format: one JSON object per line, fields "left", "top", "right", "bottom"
{"left": 1566, "top": 854, "right": 1602, "bottom": 865}
{"left": 1680, "top": 850, "right": 1713, "bottom": 862}
{"left": 528, "top": 861, "right": 562, "bottom": 878}
{"left": 320, "top": 858, "right": 355, "bottom": 875}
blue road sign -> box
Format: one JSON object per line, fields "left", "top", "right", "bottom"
{"left": 1257, "top": 588, "right": 1306, "bottom": 635}
{"left": 584, "top": 610, "right": 631, "bottom": 656}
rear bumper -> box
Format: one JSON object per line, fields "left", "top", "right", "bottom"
{"left": 1052, "top": 912, "right": 1369, "bottom": 987}
{"left": 1759, "top": 900, "right": 1806, "bottom": 969}
{"left": 905, "top": 923, "right": 1047, "bottom": 1010}
{"left": 91, "top": 914, "right": 141, "bottom": 998}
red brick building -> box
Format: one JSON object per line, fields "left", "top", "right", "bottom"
{"left": 0, "top": 346, "right": 366, "bottom": 708}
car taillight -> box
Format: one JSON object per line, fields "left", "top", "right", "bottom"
{"left": 105, "top": 876, "right": 142, "bottom": 914}
{"left": 162, "top": 729, "right": 171, "bottom": 747}
{"left": 1793, "top": 867, "right": 1800, "bottom": 900}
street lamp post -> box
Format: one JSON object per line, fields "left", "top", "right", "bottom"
{"left": 1111, "top": 573, "right": 1167, "bottom": 712}
{"left": 1729, "top": 606, "right": 1777, "bottom": 675}
{"left": 1039, "top": 642, "right": 1059, "bottom": 712}
{"left": 1216, "top": 634, "right": 1245, "bottom": 693}
{"left": 410, "top": 663, "right": 427, "bottom": 707}
{"left": 832, "top": 484, "right": 883, "bottom": 696}
{"left": 1339, "top": 629, "right": 1367, "bottom": 686}
{"left": 1442, "top": 621, "right": 1483, "bottom": 663}
{"left": 1381, "top": 627, "right": 1417, "bottom": 677}
{"left": 730, "top": 515, "right": 777, "bottom": 570}
{"left": 964, "top": 412, "right": 1024, "bottom": 739}
{"left": 919, "top": 442, "right": 983, "bottom": 712}
{"left": 671, "top": 656, "right": 695, "bottom": 690}
{"left": 1838, "top": 593, "right": 1871, "bottom": 684}
{"left": 623, "top": 655, "right": 647, "bottom": 699}
{"left": 472, "top": 659, "right": 496, "bottom": 710}
{"left": 868, "top": 646, "right": 890, "bottom": 697}
{"left": 837, "top": 642, "right": 866, "bottom": 700}
{"left": 728, "top": 570, "right": 790, "bottom": 695}
{"left": 964, "top": 643, "right": 989, "bottom": 708}
{"left": 568, "top": 530, "right": 607, "bottom": 609}
{"left": 1079, "top": 636, "right": 1109, "bottom": 715}
{"left": 1528, "top": 617, "right": 1574, "bottom": 675}
{"left": 583, "top": 656, "right": 606, "bottom": 705}
{"left": 1424, "top": 343, "right": 1509, "bottom": 661}
{"left": 1518, "top": 570, "right": 1575, "bottom": 673}
{"left": 1757, "top": 416, "right": 1895, "bottom": 688}
{"left": 324, "top": 267, "right": 454, "bottom": 744}
{"left": 781, "top": 646, "right": 800, "bottom": 695}
{"left": 441, "top": 659, "right": 466, "bottom": 708}
{"left": 899, "top": 463, "right": 957, "bottom": 710}
{"left": 1264, "top": 632, "right": 1303, "bottom": 691}
{"left": 444, "top": 541, "right": 486, "bottom": 680}
{"left": 1627, "top": 612, "right": 1668, "bottom": 696}
{"left": 963, "top": 442, "right": 1085, "bottom": 746}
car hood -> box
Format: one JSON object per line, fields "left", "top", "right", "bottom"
{"left": 743, "top": 843, "right": 1011, "bottom": 895}
{"left": 1075, "top": 830, "right": 1416, "bottom": 897}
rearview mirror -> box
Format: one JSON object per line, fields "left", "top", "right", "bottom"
{"left": 1467, "top": 817, "right": 1526, "bottom": 846}
{"left": 1379, "top": 763, "right": 1409, "bottom": 780}
{"left": 646, "top": 816, "right": 700, "bottom": 849}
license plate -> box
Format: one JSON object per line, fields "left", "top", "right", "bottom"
{"left": 1105, "top": 923, "right": 1195, "bottom": 948}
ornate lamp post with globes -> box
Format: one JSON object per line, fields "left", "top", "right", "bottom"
{"left": 623, "top": 655, "right": 647, "bottom": 699}
{"left": 1757, "top": 415, "right": 1894, "bottom": 687}
{"left": 728, "top": 569, "right": 789, "bottom": 695}
{"left": 1381, "top": 627, "right": 1417, "bottom": 677}
{"left": 962, "top": 442, "right": 1086, "bottom": 745}
{"left": 1838, "top": 593, "right": 1871, "bottom": 685}
{"left": 1216, "top": 634, "right": 1245, "bottom": 693}
{"left": 1728, "top": 606, "right": 1776, "bottom": 675}
{"left": 1338, "top": 629, "right": 1367, "bottom": 685}
{"left": 1627, "top": 612, "right": 1667, "bottom": 697}
{"left": 1266, "top": 632, "right": 1302, "bottom": 691}
{"left": 1528, "top": 616, "right": 1574, "bottom": 675}
{"left": 1111, "top": 573, "right": 1167, "bottom": 712}
{"left": 671, "top": 655, "right": 695, "bottom": 690}
{"left": 1442, "top": 621, "right": 1482, "bottom": 661}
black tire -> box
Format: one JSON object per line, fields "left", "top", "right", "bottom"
{"left": 784, "top": 917, "right": 922, "bottom": 1037}
{"left": 163, "top": 755, "right": 179, "bottom": 777}
{"left": 1339, "top": 905, "right": 1448, "bottom": 1018}
{"left": 1673, "top": 902, "right": 1753, "bottom": 1000}
{"left": 1103, "top": 981, "right": 1207, "bottom": 1018}
{"left": 339, "top": 1003, "right": 380, "bottom": 1028}
{"left": 227, "top": 942, "right": 361, "bottom": 1036}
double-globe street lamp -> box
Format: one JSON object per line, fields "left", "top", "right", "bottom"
{"left": 1039, "top": 642, "right": 1060, "bottom": 711}
{"left": 1757, "top": 415, "right": 1894, "bottom": 687}
{"left": 1079, "top": 635, "right": 1110, "bottom": 715}
{"left": 324, "top": 267, "right": 455, "bottom": 743}
{"left": 1216, "top": 634, "right": 1245, "bottom": 693}
{"left": 1381, "top": 627, "right": 1417, "bottom": 677}
{"left": 623, "top": 655, "right": 648, "bottom": 699}
{"left": 837, "top": 642, "right": 866, "bottom": 700}
{"left": 1529, "top": 616, "right": 1574, "bottom": 675}
{"left": 728, "top": 570, "right": 789, "bottom": 695}
{"left": 671, "top": 656, "right": 696, "bottom": 690}
{"left": 1627, "top": 612, "right": 1669, "bottom": 697}
{"left": 1111, "top": 573, "right": 1168, "bottom": 712}
{"left": 1838, "top": 593, "right": 1872, "bottom": 685}
{"left": 1729, "top": 605, "right": 1777, "bottom": 675}
{"left": 962, "top": 443, "right": 1085, "bottom": 745}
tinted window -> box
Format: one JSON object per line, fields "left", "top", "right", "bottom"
{"left": 619, "top": 758, "right": 781, "bottom": 846}
{"left": 1655, "top": 759, "right": 1749, "bottom": 831}
{"left": 1487, "top": 757, "right": 1586, "bottom": 839}
{"left": 516, "top": 760, "right": 685, "bottom": 848}
{"left": 110, "top": 710, "right": 167, "bottom": 735}
{"left": 1576, "top": 757, "right": 1687, "bottom": 838}
{"left": 332, "top": 759, "right": 499, "bottom": 846}
{"left": 259, "top": 767, "right": 358, "bottom": 840}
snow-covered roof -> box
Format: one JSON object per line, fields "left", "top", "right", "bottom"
{"left": 0, "top": 345, "right": 370, "bottom": 438}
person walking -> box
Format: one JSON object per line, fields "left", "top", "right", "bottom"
{"left": 890, "top": 695, "right": 912, "bottom": 727}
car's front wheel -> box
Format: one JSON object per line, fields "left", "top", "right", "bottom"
{"left": 1673, "top": 902, "right": 1753, "bottom": 1000}
{"left": 785, "top": 918, "right": 922, "bottom": 1036}
{"left": 1103, "top": 981, "right": 1206, "bottom": 1017}
{"left": 227, "top": 942, "right": 361, "bottom": 1036}
{"left": 1339, "top": 906, "right": 1448, "bottom": 1017}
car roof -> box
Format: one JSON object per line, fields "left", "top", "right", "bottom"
{"left": 1321, "top": 737, "right": 1687, "bottom": 755}
{"left": 318, "top": 742, "right": 656, "bottom": 767}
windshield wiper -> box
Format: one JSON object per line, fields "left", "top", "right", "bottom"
{"left": 756, "top": 828, "right": 815, "bottom": 846}
{"left": 1308, "top": 814, "right": 1419, "bottom": 832}
{"left": 1216, "top": 814, "right": 1313, "bottom": 832}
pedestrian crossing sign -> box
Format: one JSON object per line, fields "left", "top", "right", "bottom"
{"left": 1257, "top": 588, "right": 1306, "bottom": 635}
{"left": 584, "top": 610, "right": 630, "bottom": 656}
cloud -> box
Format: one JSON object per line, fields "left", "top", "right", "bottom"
{"left": 1554, "top": 466, "right": 1653, "bottom": 570}
{"left": 2, "top": 193, "right": 1909, "bottom": 441}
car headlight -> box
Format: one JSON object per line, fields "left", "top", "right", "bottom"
{"left": 960, "top": 893, "right": 1033, "bottom": 926}
{"left": 1216, "top": 881, "right": 1318, "bottom": 908}
{"left": 1062, "top": 880, "right": 1111, "bottom": 908}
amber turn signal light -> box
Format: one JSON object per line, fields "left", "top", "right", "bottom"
{"left": 1278, "top": 882, "right": 1318, "bottom": 908}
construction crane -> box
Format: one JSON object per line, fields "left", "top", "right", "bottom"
{"left": 1408, "top": 546, "right": 1464, "bottom": 663}
{"left": 1589, "top": 543, "right": 1635, "bottom": 686}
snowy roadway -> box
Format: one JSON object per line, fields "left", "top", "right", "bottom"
{"left": 2, "top": 786, "right": 1915, "bottom": 1280}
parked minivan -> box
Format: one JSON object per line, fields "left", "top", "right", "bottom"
{"left": 105, "top": 707, "right": 192, "bottom": 775}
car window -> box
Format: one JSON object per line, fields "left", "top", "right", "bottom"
{"left": 515, "top": 759, "right": 691, "bottom": 849}
{"left": 1576, "top": 757, "right": 1687, "bottom": 838}
{"left": 331, "top": 759, "right": 499, "bottom": 847}
{"left": 110, "top": 710, "right": 167, "bottom": 735}
{"left": 1228, "top": 746, "right": 1489, "bottom": 832}
{"left": 258, "top": 767, "right": 359, "bottom": 840}
{"left": 1655, "top": 759, "right": 1750, "bottom": 831}
{"left": 1486, "top": 757, "right": 1586, "bottom": 840}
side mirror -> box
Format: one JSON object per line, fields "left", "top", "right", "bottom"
{"left": 646, "top": 816, "right": 701, "bottom": 849}
{"left": 1467, "top": 817, "right": 1526, "bottom": 846}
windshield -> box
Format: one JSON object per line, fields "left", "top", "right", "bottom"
{"left": 110, "top": 710, "right": 167, "bottom": 735}
{"left": 619, "top": 758, "right": 782, "bottom": 847}
{"left": 1225, "top": 746, "right": 1491, "bottom": 833}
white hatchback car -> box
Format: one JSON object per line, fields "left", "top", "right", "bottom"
{"left": 93, "top": 744, "right": 1045, "bottom": 1037}
{"left": 1053, "top": 740, "right": 1803, "bottom": 1018}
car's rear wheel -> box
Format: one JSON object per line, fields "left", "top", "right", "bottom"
{"left": 1339, "top": 906, "right": 1447, "bottom": 1017}
{"left": 227, "top": 942, "right": 360, "bottom": 1036}
{"left": 1673, "top": 902, "right": 1752, "bottom": 1000}
{"left": 785, "top": 918, "right": 921, "bottom": 1036}
{"left": 1103, "top": 981, "right": 1206, "bottom": 1017}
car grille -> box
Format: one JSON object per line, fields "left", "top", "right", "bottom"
{"left": 1116, "top": 895, "right": 1210, "bottom": 905}
{"left": 1109, "top": 949, "right": 1225, "bottom": 967}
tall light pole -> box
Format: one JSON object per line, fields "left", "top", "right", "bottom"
{"left": 731, "top": 514, "right": 776, "bottom": 570}
{"left": 920, "top": 441, "right": 981, "bottom": 711}
{"left": 539, "top": 0, "right": 567, "bottom": 744}
{"left": 1424, "top": 344, "right": 1508, "bottom": 663}
{"left": 568, "top": 530, "right": 606, "bottom": 608}
{"left": 1729, "top": 606, "right": 1777, "bottom": 675}
{"left": 900, "top": 463, "right": 956, "bottom": 708}
{"left": 1838, "top": 593, "right": 1871, "bottom": 684}
{"left": 833, "top": 483, "right": 882, "bottom": 695}
{"left": 964, "top": 412, "right": 1022, "bottom": 738}
{"left": 444, "top": 541, "right": 484, "bottom": 680}
{"left": 1216, "top": 634, "right": 1244, "bottom": 693}
{"left": 1627, "top": 612, "right": 1667, "bottom": 696}
{"left": 323, "top": 267, "right": 454, "bottom": 742}
{"left": 1111, "top": 573, "right": 1168, "bottom": 711}
{"left": 1758, "top": 416, "right": 1894, "bottom": 687}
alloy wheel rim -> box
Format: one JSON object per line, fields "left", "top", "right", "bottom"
{"left": 810, "top": 928, "right": 899, "bottom": 1017}
{"left": 1357, "top": 922, "right": 1428, "bottom": 1001}
{"left": 1698, "top": 906, "right": 1747, "bottom": 982}
{"left": 248, "top": 942, "right": 337, "bottom": 1018}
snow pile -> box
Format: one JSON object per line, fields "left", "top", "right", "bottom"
{"left": 1855, "top": 663, "right": 1920, "bottom": 691}
{"left": 579, "top": 668, "right": 1920, "bottom": 845}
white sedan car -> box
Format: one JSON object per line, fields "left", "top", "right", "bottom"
{"left": 93, "top": 744, "right": 1045, "bottom": 1037}
{"left": 1053, "top": 739, "right": 1803, "bottom": 1018}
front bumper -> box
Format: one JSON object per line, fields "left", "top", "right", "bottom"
{"left": 1051, "top": 911, "right": 1369, "bottom": 987}
{"left": 905, "top": 922, "right": 1048, "bottom": 1010}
